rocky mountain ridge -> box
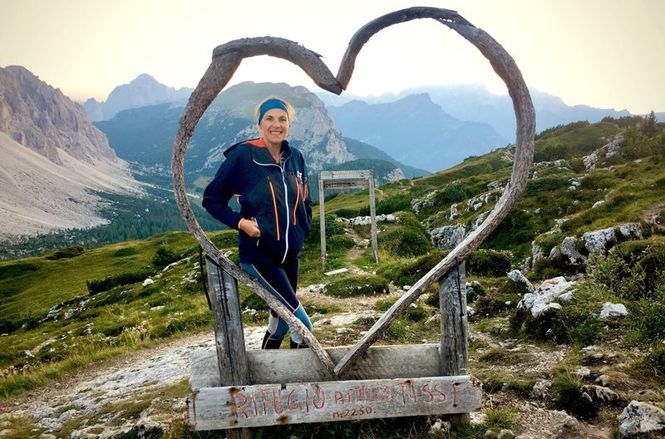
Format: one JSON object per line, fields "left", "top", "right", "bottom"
{"left": 83, "top": 73, "right": 192, "bottom": 122}
{"left": 0, "top": 65, "right": 141, "bottom": 239}
{"left": 0, "top": 66, "right": 117, "bottom": 165}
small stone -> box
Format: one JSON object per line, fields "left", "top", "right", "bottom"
{"left": 142, "top": 278, "right": 154, "bottom": 287}
{"left": 600, "top": 302, "right": 628, "bottom": 319}
{"left": 497, "top": 429, "right": 515, "bottom": 439}
{"left": 595, "top": 375, "right": 611, "bottom": 386}
{"left": 574, "top": 367, "right": 592, "bottom": 379}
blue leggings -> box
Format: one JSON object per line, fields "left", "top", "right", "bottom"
{"left": 240, "top": 259, "right": 312, "bottom": 348}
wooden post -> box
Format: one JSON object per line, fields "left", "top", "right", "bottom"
{"left": 439, "top": 262, "right": 470, "bottom": 425}
{"left": 204, "top": 257, "right": 252, "bottom": 439}
{"left": 367, "top": 171, "right": 379, "bottom": 263}
{"left": 318, "top": 173, "right": 327, "bottom": 269}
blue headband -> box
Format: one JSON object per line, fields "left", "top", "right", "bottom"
{"left": 258, "top": 98, "right": 288, "bottom": 123}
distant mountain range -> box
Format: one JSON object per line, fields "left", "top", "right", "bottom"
{"left": 320, "top": 84, "right": 633, "bottom": 143}
{"left": 95, "top": 81, "right": 429, "bottom": 193}
{"left": 327, "top": 93, "right": 507, "bottom": 172}
{"left": 83, "top": 74, "right": 192, "bottom": 122}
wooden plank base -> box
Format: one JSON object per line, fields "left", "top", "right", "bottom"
{"left": 189, "top": 375, "right": 481, "bottom": 430}
{"left": 191, "top": 344, "right": 442, "bottom": 389}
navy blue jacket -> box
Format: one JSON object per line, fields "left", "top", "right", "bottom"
{"left": 202, "top": 138, "right": 312, "bottom": 265}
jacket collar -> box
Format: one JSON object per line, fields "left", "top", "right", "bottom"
{"left": 225, "top": 138, "right": 291, "bottom": 165}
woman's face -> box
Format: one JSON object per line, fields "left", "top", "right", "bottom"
{"left": 258, "top": 109, "right": 290, "bottom": 147}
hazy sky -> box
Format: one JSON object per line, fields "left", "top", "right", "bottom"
{"left": 1, "top": 0, "right": 663, "bottom": 114}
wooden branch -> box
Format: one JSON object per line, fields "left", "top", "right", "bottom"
{"left": 332, "top": 8, "right": 535, "bottom": 377}
{"left": 172, "top": 47, "right": 337, "bottom": 377}
{"left": 337, "top": 7, "right": 471, "bottom": 89}
{"left": 213, "top": 37, "right": 342, "bottom": 94}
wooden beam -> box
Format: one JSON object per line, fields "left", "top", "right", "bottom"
{"left": 318, "top": 172, "right": 326, "bottom": 269}
{"left": 204, "top": 259, "right": 252, "bottom": 439}
{"left": 191, "top": 344, "right": 442, "bottom": 390}
{"left": 440, "top": 263, "right": 470, "bottom": 425}
{"left": 189, "top": 376, "right": 481, "bottom": 430}
{"left": 367, "top": 171, "right": 379, "bottom": 263}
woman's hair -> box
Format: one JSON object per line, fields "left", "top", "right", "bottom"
{"left": 255, "top": 97, "right": 296, "bottom": 124}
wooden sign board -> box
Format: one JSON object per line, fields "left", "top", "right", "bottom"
{"left": 189, "top": 375, "right": 481, "bottom": 430}
{"left": 322, "top": 180, "right": 370, "bottom": 190}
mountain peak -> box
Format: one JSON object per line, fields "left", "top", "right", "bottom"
{"left": 84, "top": 74, "right": 193, "bottom": 121}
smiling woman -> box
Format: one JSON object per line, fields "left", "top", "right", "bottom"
{"left": 202, "top": 96, "right": 314, "bottom": 350}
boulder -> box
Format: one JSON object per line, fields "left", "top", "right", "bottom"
{"left": 517, "top": 276, "right": 576, "bottom": 317}
{"left": 560, "top": 236, "right": 586, "bottom": 263}
{"left": 507, "top": 269, "right": 535, "bottom": 293}
{"left": 617, "top": 223, "right": 643, "bottom": 240}
{"left": 618, "top": 401, "right": 665, "bottom": 437}
{"left": 582, "top": 227, "right": 616, "bottom": 254}
{"left": 430, "top": 224, "right": 466, "bottom": 249}
{"left": 599, "top": 302, "right": 628, "bottom": 319}
{"left": 530, "top": 379, "right": 552, "bottom": 399}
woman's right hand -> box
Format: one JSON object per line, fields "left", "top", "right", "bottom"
{"left": 239, "top": 217, "right": 261, "bottom": 238}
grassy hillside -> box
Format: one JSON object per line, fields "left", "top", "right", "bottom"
{"left": 1, "top": 115, "right": 664, "bottom": 437}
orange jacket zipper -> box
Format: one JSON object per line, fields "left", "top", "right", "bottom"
{"left": 293, "top": 177, "right": 301, "bottom": 225}
{"left": 266, "top": 176, "right": 280, "bottom": 241}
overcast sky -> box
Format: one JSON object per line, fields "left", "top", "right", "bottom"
{"left": 1, "top": 0, "right": 663, "bottom": 114}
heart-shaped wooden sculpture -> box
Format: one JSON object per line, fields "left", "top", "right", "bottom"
{"left": 172, "top": 7, "right": 535, "bottom": 378}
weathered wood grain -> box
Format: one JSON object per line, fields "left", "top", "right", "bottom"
{"left": 205, "top": 259, "right": 249, "bottom": 385}
{"left": 191, "top": 344, "right": 442, "bottom": 390}
{"left": 204, "top": 259, "right": 252, "bottom": 439}
{"left": 440, "top": 263, "right": 470, "bottom": 425}
{"left": 189, "top": 376, "right": 481, "bottom": 430}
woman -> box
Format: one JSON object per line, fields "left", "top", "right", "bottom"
{"left": 203, "top": 97, "right": 313, "bottom": 349}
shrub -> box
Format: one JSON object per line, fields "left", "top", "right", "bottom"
{"left": 629, "top": 300, "right": 665, "bottom": 343}
{"left": 404, "top": 304, "right": 427, "bottom": 322}
{"left": 379, "top": 227, "right": 431, "bottom": 257}
{"left": 432, "top": 181, "right": 469, "bottom": 206}
{"left": 306, "top": 215, "right": 344, "bottom": 243}
{"left": 588, "top": 241, "right": 665, "bottom": 300}
{"left": 509, "top": 306, "right": 601, "bottom": 345}
{"left": 645, "top": 344, "right": 665, "bottom": 383}
{"left": 211, "top": 231, "right": 238, "bottom": 249}
{"left": 376, "top": 194, "right": 412, "bottom": 215}
{"left": 86, "top": 269, "right": 154, "bottom": 295}
{"left": 467, "top": 249, "right": 512, "bottom": 277}
{"left": 377, "top": 250, "right": 446, "bottom": 288}
{"left": 375, "top": 297, "right": 397, "bottom": 311}
{"left": 551, "top": 370, "right": 598, "bottom": 419}
{"left": 113, "top": 247, "right": 137, "bottom": 257}
{"left": 324, "top": 274, "right": 389, "bottom": 298}
{"left": 45, "top": 245, "right": 84, "bottom": 260}
{"left": 152, "top": 246, "right": 180, "bottom": 268}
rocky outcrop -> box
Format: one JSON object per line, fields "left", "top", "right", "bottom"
{"left": 517, "top": 276, "right": 576, "bottom": 317}
{"left": 0, "top": 65, "right": 117, "bottom": 165}
{"left": 617, "top": 401, "right": 665, "bottom": 437}
{"left": 430, "top": 224, "right": 466, "bottom": 249}
{"left": 583, "top": 134, "right": 625, "bottom": 170}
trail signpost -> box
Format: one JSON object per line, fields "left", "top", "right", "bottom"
{"left": 318, "top": 170, "right": 378, "bottom": 268}
{"left": 172, "top": 6, "right": 535, "bottom": 437}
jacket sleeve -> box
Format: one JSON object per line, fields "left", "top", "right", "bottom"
{"left": 202, "top": 150, "right": 244, "bottom": 230}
